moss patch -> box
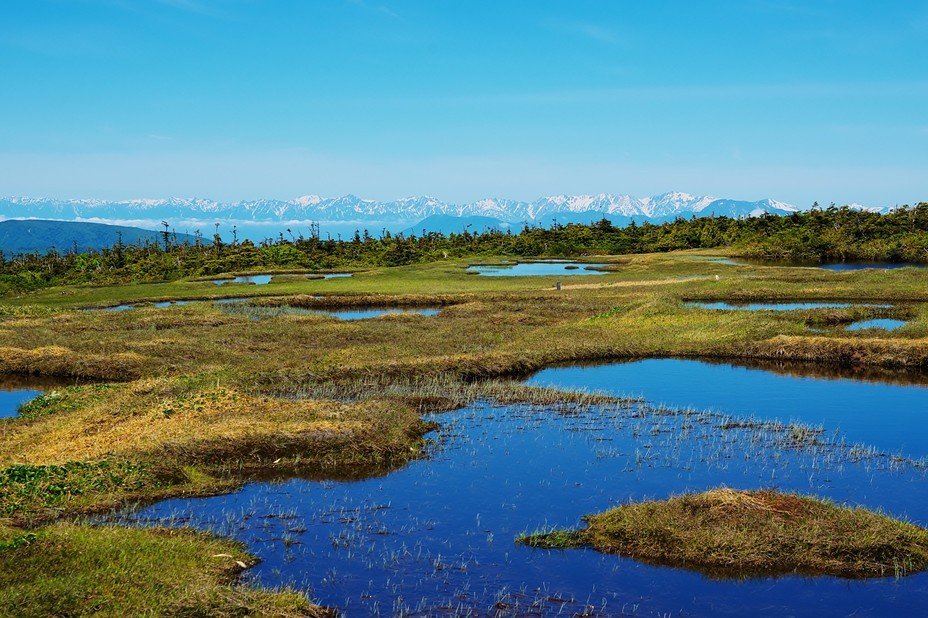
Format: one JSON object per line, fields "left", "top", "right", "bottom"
{"left": 519, "top": 488, "right": 928, "bottom": 578}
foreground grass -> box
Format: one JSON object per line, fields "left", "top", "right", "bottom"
{"left": 0, "top": 378, "right": 433, "bottom": 523}
{"left": 0, "top": 522, "right": 327, "bottom": 617}
{"left": 519, "top": 488, "right": 928, "bottom": 578}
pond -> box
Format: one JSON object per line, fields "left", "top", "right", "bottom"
{"left": 323, "top": 308, "right": 439, "bottom": 320}
{"left": 466, "top": 260, "right": 611, "bottom": 277}
{"left": 733, "top": 259, "right": 928, "bottom": 271}
{"left": 847, "top": 319, "right": 908, "bottom": 331}
{"left": 0, "top": 375, "right": 74, "bottom": 418}
{"left": 212, "top": 275, "right": 274, "bottom": 285}
{"left": 685, "top": 301, "right": 891, "bottom": 311}
{"left": 820, "top": 262, "right": 928, "bottom": 271}
{"left": 526, "top": 358, "right": 928, "bottom": 457}
{"left": 121, "top": 396, "right": 928, "bottom": 617}
{"left": 217, "top": 304, "right": 440, "bottom": 321}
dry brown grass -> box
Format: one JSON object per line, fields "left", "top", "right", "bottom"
{"left": 0, "top": 345, "right": 142, "bottom": 380}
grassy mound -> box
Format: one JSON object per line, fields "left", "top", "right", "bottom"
{"left": 0, "top": 522, "right": 331, "bottom": 617}
{"left": 520, "top": 488, "right": 928, "bottom": 578}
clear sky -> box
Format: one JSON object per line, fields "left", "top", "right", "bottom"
{"left": 1, "top": 0, "right": 926, "bottom": 207}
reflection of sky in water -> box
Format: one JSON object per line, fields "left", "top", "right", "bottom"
{"left": 847, "top": 319, "right": 907, "bottom": 331}
{"left": 212, "top": 275, "right": 273, "bottom": 285}
{"left": 685, "top": 301, "right": 892, "bottom": 311}
{"left": 323, "top": 308, "right": 439, "bottom": 320}
{"left": 0, "top": 388, "right": 43, "bottom": 418}
{"left": 821, "top": 262, "right": 928, "bottom": 271}
{"left": 467, "top": 261, "right": 610, "bottom": 276}
{"left": 123, "top": 398, "right": 928, "bottom": 617}
{"left": 528, "top": 358, "right": 928, "bottom": 457}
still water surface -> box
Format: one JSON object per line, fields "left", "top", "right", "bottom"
{"left": 684, "top": 301, "right": 890, "bottom": 311}
{"left": 527, "top": 358, "right": 928, "bottom": 457}
{"left": 847, "top": 319, "right": 907, "bottom": 331}
{"left": 467, "top": 261, "right": 611, "bottom": 277}
{"left": 0, "top": 375, "right": 74, "bottom": 418}
{"left": 124, "top": 361, "right": 928, "bottom": 617}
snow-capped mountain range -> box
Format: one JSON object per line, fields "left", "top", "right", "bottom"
{"left": 0, "top": 192, "right": 801, "bottom": 227}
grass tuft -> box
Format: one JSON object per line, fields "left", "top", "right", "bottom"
{"left": 519, "top": 488, "right": 928, "bottom": 579}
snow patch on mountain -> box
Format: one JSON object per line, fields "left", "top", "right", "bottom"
{"left": 0, "top": 192, "right": 802, "bottom": 226}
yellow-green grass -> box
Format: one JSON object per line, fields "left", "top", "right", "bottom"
{"left": 0, "top": 378, "right": 431, "bottom": 523}
{"left": 0, "top": 522, "right": 327, "bottom": 617}
{"left": 519, "top": 488, "right": 928, "bottom": 578}
{"left": 2, "top": 252, "right": 928, "bottom": 384}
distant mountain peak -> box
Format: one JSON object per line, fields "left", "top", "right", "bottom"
{"left": 0, "top": 191, "right": 799, "bottom": 226}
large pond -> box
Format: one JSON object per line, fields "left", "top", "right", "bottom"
{"left": 122, "top": 395, "right": 928, "bottom": 617}
{"left": 467, "top": 260, "right": 611, "bottom": 277}
{"left": 526, "top": 358, "right": 928, "bottom": 457}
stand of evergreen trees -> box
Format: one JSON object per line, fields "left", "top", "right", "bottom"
{"left": 2, "top": 203, "right": 926, "bottom": 295}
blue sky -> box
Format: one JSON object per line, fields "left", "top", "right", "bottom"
{"left": 1, "top": 0, "right": 926, "bottom": 207}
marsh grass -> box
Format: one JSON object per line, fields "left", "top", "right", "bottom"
{"left": 0, "top": 522, "right": 327, "bottom": 617}
{"left": 519, "top": 488, "right": 928, "bottom": 579}
{"left": 0, "top": 378, "right": 431, "bottom": 524}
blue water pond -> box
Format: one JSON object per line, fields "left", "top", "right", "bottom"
{"left": 847, "top": 319, "right": 907, "bottom": 331}
{"left": 467, "top": 260, "right": 611, "bottom": 277}
{"left": 685, "top": 301, "right": 891, "bottom": 311}
{"left": 120, "top": 360, "right": 928, "bottom": 616}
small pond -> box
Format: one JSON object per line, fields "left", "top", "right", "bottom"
{"left": 680, "top": 256, "right": 740, "bottom": 265}
{"left": 847, "top": 319, "right": 908, "bottom": 331}
{"left": 323, "top": 308, "right": 439, "bottom": 320}
{"left": 733, "top": 259, "right": 928, "bottom": 271}
{"left": 466, "top": 260, "right": 611, "bottom": 277}
{"left": 212, "top": 275, "right": 273, "bottom": 285}
{"left": 0, "top": 375, "right": 75, "bottom": 418}
{"left": 685, "top": 301, "right": 890, "bottom": 311}
{"left": 121, "top": 395, "right": 928, "bottom": 617}
{"left": 526, "top": 358, "right": 928, "bottom": 457}
{"left": 821, "top": 262, "right": 928, "bottom": 271}
{"left": 217, "top": 304, "right": 440, "bottom": 321}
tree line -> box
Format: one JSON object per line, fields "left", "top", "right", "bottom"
{"left": 2, "top": 203, "right": 927, "bottom": 295}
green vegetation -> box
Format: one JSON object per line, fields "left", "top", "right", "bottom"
{"left": 0, "top": 522, "right": 328, "bottom": 617}
{"left": 519, "top": 488, "right": 928, "bottom": 578}
{"left": 3, "top": 204, "right": 928, "bottom": 294}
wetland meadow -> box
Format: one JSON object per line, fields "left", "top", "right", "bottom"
{"left": 3, "top": 251, "right": 928, "bottom": 616}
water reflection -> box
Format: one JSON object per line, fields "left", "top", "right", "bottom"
{"left": 527, "top": 358, "right": 928, "bottom": 456}
{"left": 0, "top": 375, "right": 76, "bottom": 418}
{"left": 734, "top": 259, "right": 928, "bottom": 271}
{"left": 212, "top": 275, "right": 273, "bottom": 285}
{"left": 847, "top": 319, "right": 907, "bottom": 331}
{"left": 122, "top": 400, "right": 928, "bottom": 617}
{"left": 217, "top": 303, "right": 440, "bottom": 321}
{"left": 466, "top": 260, "right": 611, "bottom": 277}
{"left": 685, "top": 301, "right": 891, "bottom": 311}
